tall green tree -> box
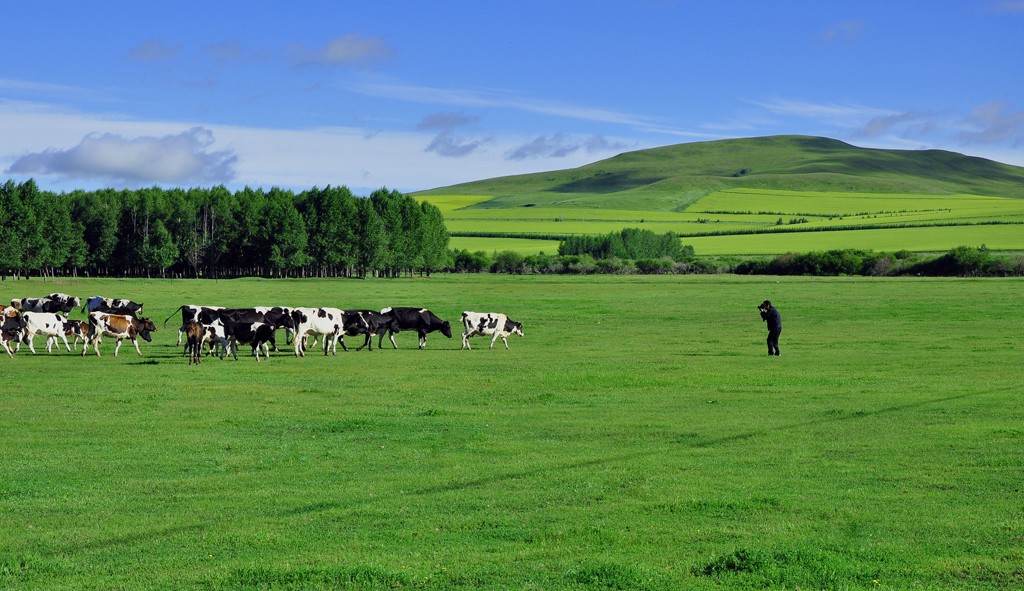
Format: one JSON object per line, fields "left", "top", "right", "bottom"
{"left": 419, "top": 201, "right": 450, "bottom": 275}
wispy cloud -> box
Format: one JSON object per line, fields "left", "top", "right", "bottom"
{"left": 750, "top": 98, "right": 896, "bottom": 127}
{"left": 958, "top": 101, "right": 1024, "bottom": 146}
{"left": 203, "top": 40, "right": 246, "bottom": 65}
{"left": 6, "top": 127, "right": 237, "bottom": 185}
{"left": 129, "top": 38, "right": 182, "bottom": 62}
{"left": 417, "top": 110, "right": 489, "bottom": 157}
{"left": 990, "top": 1, "right": 1024, "bottom": 13}
{"left": 821, "top": 20, "right": 865, "bottom": 43}
{"left": 0, "top": 78, "right": 115, "bottom": 103}
{"left": 289, "top": 34, "right": 394, "bottom": 68}
{"left": 506, "top": 133, "right": 630, "bottom": 160}
{"left": 351, "top": 80, "right": 664, "bottom": 129}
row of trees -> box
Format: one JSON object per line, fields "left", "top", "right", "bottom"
{"left": 557, "top": 227, "right": 694, "bottom": 260}
{"left": 0, "top": 180, "right": 449, "bottom": 278}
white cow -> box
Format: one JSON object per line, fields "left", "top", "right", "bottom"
{"left": 22, "top": 312, "right": 75, "bottom": 353}
{"left": 290, "top": 307, "right": 344, "bottom": 356}
{"left": 460, "top": 311, "right": 524, "bottom": 350}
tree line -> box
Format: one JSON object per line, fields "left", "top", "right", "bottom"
{"left": 0, "top": 180, "right": 449, "bottom": 279}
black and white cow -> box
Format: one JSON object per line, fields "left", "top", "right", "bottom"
{"left": 223, "top": 321, "right": 277, "bottom": 361}
{"left": 164, "top": 305, "right": 225, "bottom": 346}
{"left": 16, "top": 296, "right": 74, "bottom": 314}
{"left": 82, "top": 296, "right": 144, "bottom": 318}
{"left": 44, "top": 293, "right": 82, "bottom": 313}
{"left": 460, "top": 311, "right": 524, "bottom": 350}
{"left": 21, "top": 312, "right": 76, "bottom": 353}
{"left": 335, "top": 310, "right": 386, "bottom": 351}
{"left": 290, "top": 307, "right": 343, "bottom": 356}
{"left": 378, "top": 307, "right": 452, "bottom": 349}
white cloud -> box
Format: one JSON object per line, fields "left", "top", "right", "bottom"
{"left": 6, "top": 127, "right": 237, "bottom": 185}
{"left": 289, "top": 34, "right": 394, "bottom": 68}
{"left": 350, "top": 80, "right": 666, "bottom": 129}
{"left": 0, "top": 101, "right": 635, "bottom": 193}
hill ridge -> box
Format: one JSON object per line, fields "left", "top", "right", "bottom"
{"left": 415, "top": 135, "right": 1024, "bottom": 211}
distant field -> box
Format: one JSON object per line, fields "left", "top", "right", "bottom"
{"left": 2, "top": 275, "right": 1022, "bottom": 590}
{"left": 418, "top": 189, "right": 1024, "bottom": 256}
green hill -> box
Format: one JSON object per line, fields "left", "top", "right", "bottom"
{"left": 415, "top": 135, "right": 1024, "bottom": 211}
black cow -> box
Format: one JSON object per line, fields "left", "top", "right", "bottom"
{"left": 378, "top": 307, "right": 452, "bottom": 349}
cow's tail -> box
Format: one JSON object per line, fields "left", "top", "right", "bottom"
{"left": 163, "top": 306, "right": 185, "bottom": 327}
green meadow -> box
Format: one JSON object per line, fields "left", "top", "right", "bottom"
{"left": 2, "top": 274, "right": 1023, "bottom": 590}
{"left": 415, "top": 136, "right": 1024, "bottom": 256}
{"left": 423, "top": 190, "right": 1024, "bottom": 256}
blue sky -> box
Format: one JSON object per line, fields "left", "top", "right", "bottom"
{"left": 2, "top": 1, "right": 1023, "bottom": 195}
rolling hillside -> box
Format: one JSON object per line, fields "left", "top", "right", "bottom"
{"left": 415, "top": 135, "right": 1024, "bottom": 212}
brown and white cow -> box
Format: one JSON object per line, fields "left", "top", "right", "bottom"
{"left": 85, "top": 312, "right": 157, "bottom": 357}
{"left": 460, "top": 311, "right": 524, "bottom": 350}
{"left": 1, "top": 307, "right": 26, "bottom": 357}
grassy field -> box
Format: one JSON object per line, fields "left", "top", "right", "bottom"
{"left": 413, "top": 136, "right": 1024, "bottom": 256}
{"left": 425, "top": 189, "right": 1024, "bottom": 257}
{"left": 2, "top": 275, "right": 1023, "bottom": 590}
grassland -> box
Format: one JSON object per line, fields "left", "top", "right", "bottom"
{"left": 2, "top": 275, "right": 1023, "bottom": 590}
{"left": 414, "top": 136, "right": 1024, "bottom": 256}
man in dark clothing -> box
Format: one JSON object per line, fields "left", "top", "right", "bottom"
{"left": 759, "top": 300, "right": 782, "bottom": 356}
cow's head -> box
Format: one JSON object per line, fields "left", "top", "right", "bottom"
{"left": 274, "top": 312, "right": 295, "bottom": 330}
{"left": 291, "top": 310, "right": 308, "bottom": 326}
{"left": 137, "top": 317, "right": 157, "bottom": 342}
{"left": 440, "top": 320, "right": 452, "bottom": 338}
{"left": 505, "top": 320, "right": 524, "bottom": 337}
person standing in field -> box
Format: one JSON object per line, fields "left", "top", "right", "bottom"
{"left": 759, "top": 300, "right": 782, "bottom": 356}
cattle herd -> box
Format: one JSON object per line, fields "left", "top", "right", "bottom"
{"left": 0, "top": 293, "right": 525, "bottom": 362}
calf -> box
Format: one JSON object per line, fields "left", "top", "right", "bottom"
{"left": 378, "top": 307, "right": 452, "bottom": 349}
{"left": 85, "top": 312, "right": 157, "bottom": 357}
{"left": 291, "top": 307, "right": 343, "bottom": 356}
{"left": 22, "top": 312, "right": 75, "bottom": 354}
{"left": 184, "top": 321, "right": 205, "bottom": 365}
{"left": 82, "top": 296, "right": 144, "bottom": 316}
{"left": 460, "top": 311, "right": 524, "bottom": 350}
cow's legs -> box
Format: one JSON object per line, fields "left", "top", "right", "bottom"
{"left": 131, "top": 337, "right": 143, "bottom": 356}
{"left": 461, "top": 332, "right": 472, "bottom": 350}
{"left": 58, "top": 334, "right": 71, "bottom": 352}
{"left": 501, "top": 335, "right": 510, "bottom": 350}
{"left": 418, "top": 330, "right": 427, "bottom": 349}
{"left": 27, "top": 335, "right": 37, "bottom": 354}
